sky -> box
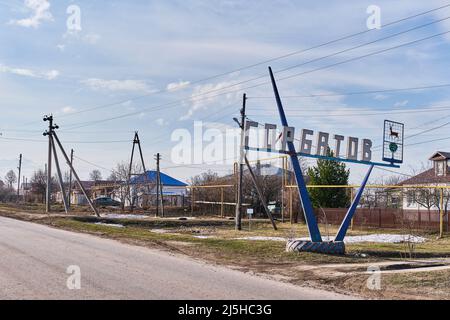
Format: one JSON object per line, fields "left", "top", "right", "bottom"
{"left": 1, "top": 0, "right": 450, "bottom": 184}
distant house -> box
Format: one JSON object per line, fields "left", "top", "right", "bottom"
{"left": 55, "top": 180, "right": 121, "bottom": 205}
{"left": 129, "top": 171, "right": 188, "bottom": 207}
{"left": 400, "top": 151, "right": 450, "bottom": 211}
{"left": 19, "top": 182, "right": 32, "bottom": 197}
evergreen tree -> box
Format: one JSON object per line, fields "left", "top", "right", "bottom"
{"left": 307, "top": 149, "right": 350, "bottom": 208}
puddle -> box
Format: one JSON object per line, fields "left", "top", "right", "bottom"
{"left": 381, "top": 263, "right": 445, "bottom": 271}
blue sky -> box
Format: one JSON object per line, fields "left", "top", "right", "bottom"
{"left": 1, "top": 0, "right": 450, "bottom": 183}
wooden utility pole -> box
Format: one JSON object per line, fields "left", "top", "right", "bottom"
{"left": 244, "top": 156, "right": 277, "bottom": 230}
{"left": 43, "top": 115, "right": 58, "bottom": 213}
{"left": 127, "top": 132, "right": 149, "bottom": 211}
{"left": 68, "top": 149, "right": 74, "bottom": 208}
{"left": 17, "top": 154, "right": 22, "bottom": 199}
{"left": 155, "top": 153, "right": 164, "bottom": 217}
{"left": 50, "top": 136, "right": 69, "bottom": 213}
{"left": 234, "top": 93, "right": 247, "bottom": 231}
{"left": 52, "top": 132, "right": 99, "bottom": 217}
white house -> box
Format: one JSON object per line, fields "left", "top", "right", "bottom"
{"left": 400, "top": 151, "right": 450, "bottom": 211}
{"left": 129, "top": 171, "right": 188, "bottom": 208}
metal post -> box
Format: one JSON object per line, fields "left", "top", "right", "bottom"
{"left": 281, "top": 157, "right": 285, "bottom": 223}
{"left": 191, "top": 187, "right": 194, "bottom": 216}
{"left": 244, "top": 156, "right": 277, "bottom": 230}
{"left": 440, "top": 188, "right": 444, "bottom": 238}
{"left": 17, "top": 154, "right": 22, "bottom": 200}
{"left": 220, "top": 187, "right": 224, "bottom": 218}
{"left": 289, "top": 187, "right": 293, "bottom": 225}
{"left": 235, "top": 93, "right": 247, "bottom": 231}
{"left": 50, "top": 136, "right": 69, "bottom": 214}
{"left": 350, "top": 188, "right": 354, "bottom": 231}
{"left": 335, "top": 165, "right": 374, "bottom": 241}
{"left": 155, "top": 153, "right": 164, "bottom": 217}
{"left": 52, "top": 132, "right": 99, "bottom": 217}
{"left": 68, "top": 149, "right": 73, "bottom": 208}
{"left": 269, "top": 67, "right": 321, "bottom": 242}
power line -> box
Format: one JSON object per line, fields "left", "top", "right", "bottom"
{"left": 61, "top": 29, "right": 450, "bottom": 130}
{"left": 248, "top": 106, "right": 450, "bottom": 118}
{"left": 22, "top": 4, "right": 450, "bottom": 127}
{"left": 406, "top": 122, "right": 450, "bottom": 141}
{"left": 374, "top": 166, "right": 412, "bottom": 177}
{"left": 0, "top": 136, "right": 133, "bottom": 144}
{"left": 247, "top": 83, "right": 450, "bottom": 99}
{"left": 73, "top": 155, "right": 115, "bottom": 173}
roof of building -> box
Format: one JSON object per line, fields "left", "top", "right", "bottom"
{"left": 429, "top": 151, "right": 450, "bottom": 161}
{"left": 73, "top": 181, "right": 96, "bottom": 190}
{"left": 399, "top": 168, "right": 450, "bottom": 185}
{"left": 130, "top": 171, "right": 187, "bottom": 187}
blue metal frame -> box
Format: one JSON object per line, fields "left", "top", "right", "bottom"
{"left": 269, "top": 67, "right": 322, "bottom": 242}
{"left": 248, "top": 67, "right": 401, "bottom": 247}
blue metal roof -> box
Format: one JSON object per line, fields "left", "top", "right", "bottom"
{"left": 130, "top": 171, "right": 188, "bottom": 187}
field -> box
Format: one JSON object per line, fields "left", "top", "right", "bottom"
{"left": 1, "top": 203, "right": 450, "bottom": 299}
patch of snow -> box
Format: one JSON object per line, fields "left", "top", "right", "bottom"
{"left": 94, "top": 222, "right": 124, "bottom": 228}
{"left": 102, "top": 214, "right": 149, "bottom": 220}
{"left": 193, "top": 235, "right": 215, "bottom": 239}
{"left": 150, "top": 229, "right": 170, "bottom": 234}
{"left": 236, "top": 234, "right": 426, "bottom": 244}
{"left": 236, "top": 236, "right": 286, "bottom": 241}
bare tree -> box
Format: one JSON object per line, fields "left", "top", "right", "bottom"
{"left": 30, "top": 169, "right": 56, "bottom": 203}
{"left": 109, "top": 162, "right": 143, "bottom": 210}
{"left": 5, "top": 170, "right": 17, "bottom": 189}
{"left": 89, "top": 169, "right": 103, "bottom": 182}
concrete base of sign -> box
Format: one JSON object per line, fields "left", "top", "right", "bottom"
{"left": 286, "top": 240, "right": 345, "bottom": 255}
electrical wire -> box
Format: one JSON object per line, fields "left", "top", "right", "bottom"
{"left": 21, "top": 3, "right": 450, "bottom": 125}
{"left": 61, "top": 29, "right": 450, "bottom": 131}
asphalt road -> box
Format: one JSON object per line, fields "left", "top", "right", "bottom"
{"left": 0, "top": 216, "right": 354, "bottom": 300}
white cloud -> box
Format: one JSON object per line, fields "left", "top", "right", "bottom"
{"left": 10, "top": 0, "right": 53, "bottom": 28}
{"left": 62, "top": 32, "right": 101, "bottom": 46}
{"left": 167, "top": 80, "right": 190, "bottom": 91}
{"left": 0, "top": 64, "right": 59, "bottom": 80}
{"left": 61, "top": 106, "right": 76, "bottom": 114}
{"left": 156, "top": 118, "right": 168, "bottom": 126}
{"left": 80, "top": 78, "right": 153, "bottom": 93}
{"left": 44, "top": 69, "right": 59, "bottom": 80}
{"left": 394, "top": 100, "right": 409, "bottom": 108}
{"left": 83, "top": 33, "right": 101, "bottom": 45}
{"left": 180, "top": 81, "right": 241, "bottom": 120}
{"left": 373, "top": 94, "right": 389, "bottom": 101}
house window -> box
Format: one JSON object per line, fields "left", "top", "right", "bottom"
{"left": 406, "top": 191, "right": 416, "bottom": 207}
{"left": 436, "top": 161, "right": 445, "bottom": 176}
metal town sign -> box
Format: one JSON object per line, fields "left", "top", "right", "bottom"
{"left": 242, "top": 67, "right": 404, "bottom": 254}
{"left": 244, "top": 123, "right": 375, "bottom": 163}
